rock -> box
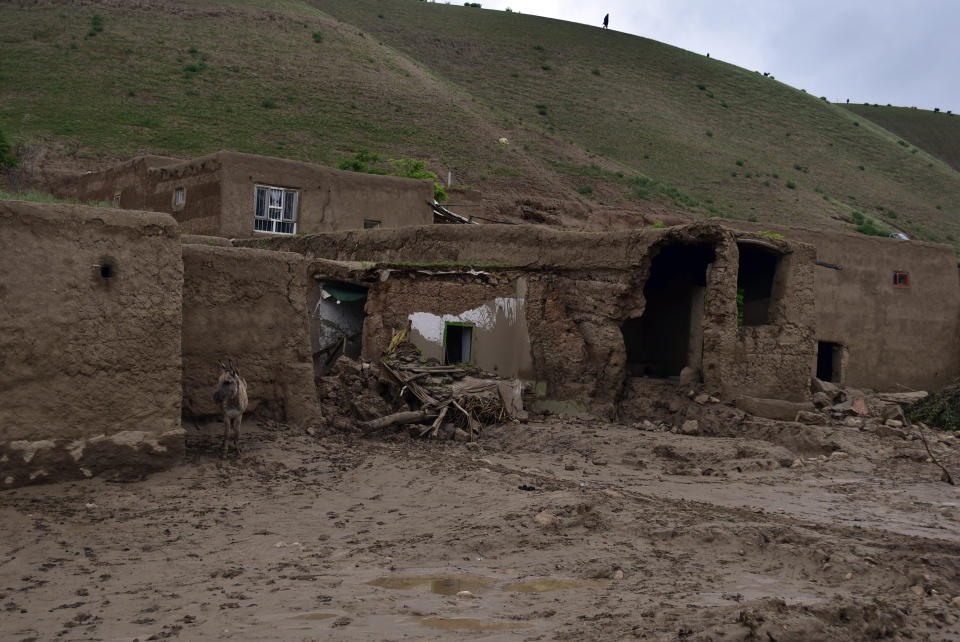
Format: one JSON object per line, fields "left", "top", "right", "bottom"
{"left": 708, "top": 396, "right": 720, "bottom": 403}
{"left": 456, "top": 590, "right": 476, "bottom": 599}
{"left": 795, "top": 410, "right": 823, "bottom": 425}
{"left": 950, "top": 596, "right": 960, "bottom": 607}
{"left": 602, "top": 489, "right": 623, "bottom": 498}
{"left": 453, "top": 428, "right": 470, "bottom": 442}
{"left": 642, "top": 420, "right": 656, "bottom": 431}
{"left": 465, "top": 442, "right": 481, "bottom": 451}
{"left": 679, "top": 420, "right": 699, "bottom": 435}
{"left": 843, "top": 416, "right": 861, "bottom": 428}
{"left": 679, "top": 366, "right": 699, "bottom": 385}
{"left": 832, "top": 400, "right": 853, "bottom": 412}
{"left": 851, "top": 397, "right": 870, "bottom": 416}
{"left": 812, "top": 392, "right": 832, "bottom": 409}
{"left": 830, "top": 451, "right": 849, "bottom": 460}
{"left": 912, "top": 585, "right": 926, "bottom": 597}
{"left": 613, "top": 569, "right": 625, "bottom": 580}
{"left": 790, "top": 458, "right": 804, "bottom": 468}
{"left": 693, "top": 393, "right": 710, "bottom": 405}
{"left": 735, "top": 396, "right": 815, "bottom": 421}
{"left": 811, "top": 377, "right": 840, "bottom": 397}
{"left": 885, "top": 419, "right": 904, "bottom": 428}
{"left": 534, "top": 511, "right": 556, "bottom": 526}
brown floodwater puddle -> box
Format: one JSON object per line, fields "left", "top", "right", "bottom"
{"left": 367, "top": 574, "right": 496, "bottom": 595}
{"left": 501, "top": 578, "right": 608, "bottom": 592}
{"left": 290, "top": 612, "right": 337, "bottom": 620}
{"left": 412, "top": 617, "right": 533, "bottom": 631}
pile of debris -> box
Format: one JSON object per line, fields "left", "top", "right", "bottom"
{"left": 313, "top": 334, "right": 524, "bottom": 442}
{"left": 359, "top": 338, "right": 525, "bottom": 441}
{"left": 906, "top": 382, "right": 960, "bottom": 432}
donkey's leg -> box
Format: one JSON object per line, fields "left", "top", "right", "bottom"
{"left": 233, "top": 416, "right": 242, "bottom": 456}
{"left": 222, "top": 416, "right": 230, "bottom": 457}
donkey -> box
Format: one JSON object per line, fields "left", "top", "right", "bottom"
{"left": 213, "top": 360, "right": 248, "bottom": 457}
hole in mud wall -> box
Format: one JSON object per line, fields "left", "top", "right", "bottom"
{"left": 816, "top": 341, "right": 844, "bottom": 383}
{"left": 623, "top": 244, "right": 716, "bottom": 378}
{"left": 309, "top": 281, "right": 368, "bottom": 379}
{"left": 737, "top": 244, "right": 781, "bottom": 326}
{"left": 95, "top": 256, "right": 118, "bottom": 284}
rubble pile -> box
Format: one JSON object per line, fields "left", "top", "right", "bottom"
{"left": 314, "top": 337, "right": 524, "bottom": 441}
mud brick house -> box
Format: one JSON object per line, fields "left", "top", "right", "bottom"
{"left": 245, "top": 222, "right": 821, "bottom": 417}
{"left": 52, "top": 151, "right": 434, "bottom": 238}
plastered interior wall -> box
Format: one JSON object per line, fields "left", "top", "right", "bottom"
{"left": 725, "top": 222, "right": 960, "bottom": 391}
{"left": 0, "top": 201, "right": 184, "bottom": 488}
{"left": 181, "top": 245, "right": 318, "bottom": 424}
{"left": 218, "top": 152, "right": 433, "bottom": 237}
{"left": 308, "top": 281, "right": 367, "bottom": 373}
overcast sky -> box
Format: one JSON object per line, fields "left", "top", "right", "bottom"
{"left": 477, "top": 0, "right": 958, "bottom": 112}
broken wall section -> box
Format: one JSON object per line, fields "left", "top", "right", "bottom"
{"left": 181, "top": 244, "right": 317, "bottom": 425}
{"left": 0, "top": 201, "right": 184, "bottom": 488}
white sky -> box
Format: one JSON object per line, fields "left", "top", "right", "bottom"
{"left": 476, "top": 0, "right": 959, "bottom": 112}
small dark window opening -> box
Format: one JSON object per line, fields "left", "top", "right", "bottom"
{"left": 622, "top": 243, "right": 716, "bottom": 377}
{"left": 893, "top": 271, "right": 909, "bottom": 287}
{"left": 444, "top": 323, "right": 473, "bottom": 365}
{"left": 816, "top": 341, "right": 843, "bottom": 383}
{"left": 100, "top": 264, "right": 114, "bottom": 279}
{"left": 737, "top": 244, "right": 781, "bottom": 326}
{"left": 174, "top": 187, "right": 185, "bottom": 206}
{"left": 363, "top": 219, "right": 381, "bottom": 229}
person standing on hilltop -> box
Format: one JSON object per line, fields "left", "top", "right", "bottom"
{"left": 603, "top": 13, "right": 609, "bottom": 29}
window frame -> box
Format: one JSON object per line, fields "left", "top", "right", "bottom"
{"left": 893, "top": 271, "right": 910, "bottom": 288}
{"left": 254, "top": 184, "right": 299, "bottom": 235}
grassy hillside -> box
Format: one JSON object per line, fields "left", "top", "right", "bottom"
{"left": 1, "top": 0, "right": 959, "bottom": 248}
{"left": 845, "top": 104, "right": 960, "bottom": 174}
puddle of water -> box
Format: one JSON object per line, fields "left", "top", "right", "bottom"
{"left": 412, "top": 617, "right": 533, "bottom": 631}
{"left": 290, "top": 613, "right": 337, "bottom": 621}
{"left": 367, "top": 574, "right": 495, "bottom": 595}
{"left": 501, "top": 578, "right": 607, "bottom": 592}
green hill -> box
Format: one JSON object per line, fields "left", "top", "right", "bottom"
{"left": 845, "top": 103, "right": 960, "bottom": 175}
{"left": 1, "top": 0, "right": 959, "bottom": 249}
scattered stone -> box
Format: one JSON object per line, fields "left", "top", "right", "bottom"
{"left": 795, "top": 410, "right": 823, "bottom": 425}
{"left": 602, "top": 489, "right": 623, "bottom": 499}
{"left": 453, "top": 428, "right": 470, "bottom": 442}
{"left": 679, "top": 420, "right": 699, "bottom": 435}
{"left": 613, "top": 569, "right": 625, "bottom": 580}
{"left": 830, "top": 451, "right": 849, "bottom": 461}
{"left": 534, "top": 511, "right": 556, "bottom": 526}
{"left": 811, "top": 378, "right": 840, "bottom": 398}
{"left": 912, "top": 585, "right": 926, "bottom": 597}
{"left": 790, "top": 458, "right": 804, "bottom": 469}
{"left": 812, "top": 392, "right": 832, "bottom": 409}
{"left": 885, "top": 419, "right": 904, "bottom": 428}
{"left": 736, "top": 396, "right": 815, "bottom": 421}
{"left": 845, "top": 572, "right": 853, "bottom": 580}
{"left": 843, "top": 417, "right": 861, "bottom": 428}
{"left": 456, "top": 590, "right": 476, "bottom": 599}
{"left": 465, "top": 442, "right": 481, "bottom": 451}
{"left": 679, "top": 367, "right": 698, "bottom": 385}
{"left": 950, "top": 596, "right": 960, "bottom": 607}
{"left": 693, "top": 393, "right": 710, "bottom": 405}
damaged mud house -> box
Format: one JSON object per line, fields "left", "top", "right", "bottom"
{"left": 2, "top": 151, "right": 959, "bottom": 487}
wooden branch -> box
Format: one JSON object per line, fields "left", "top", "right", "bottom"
{"left": 361, "top": 410, "right": 437, "bottom": 434}
{"left": 917, "top": 422, "right": 955, "bottom": 485}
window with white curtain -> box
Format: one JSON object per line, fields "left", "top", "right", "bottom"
{"left": 254, "top": 184, "right": 298, "bottom": 234}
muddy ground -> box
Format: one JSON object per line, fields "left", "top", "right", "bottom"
{"left": 3, "top": 413, "right": 960, "bottom": 641}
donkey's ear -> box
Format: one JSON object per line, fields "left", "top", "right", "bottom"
{"left": 229, "top": 360, "right": 237, "bottom": 376}
{"left": 218, "top": 360, "right": 227, "bottom": 371}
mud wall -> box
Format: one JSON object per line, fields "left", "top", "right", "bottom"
{"left": 725, "top": 222, "right": 960, "bottom": 391}
{"left": 181, "top": 245, "right": 317, "bottom": 424}
{"left": 0, "top": 201, "right": 184, "bottom": 489}
{"left": 218, "top": 152, "right": 433, "bottom": 238}
{"left": 704, "top": 239, "right": 818, "bottom": 402}
{"left": 52, "top": 155, "right": 180, "bottom": 209}
{"left": 363, "top": 273, "right": 535, "bottom": 378}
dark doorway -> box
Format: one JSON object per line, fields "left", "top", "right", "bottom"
{"left": 444, "top": 323, "right": 473, "bottom": 364}
{"left": 737, "top": 244, "right": 781, "bottom": 326}
{"left": 817, "top": 341, "right": 842, "bottom": 382}
{"left": 623, "top": 244, "right": 716, "bottom": 377}
{"left": 309, "top": 281, "right": 368, "bottom": 377}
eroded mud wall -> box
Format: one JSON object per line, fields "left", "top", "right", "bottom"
{"left": 0, "top": 201, "right": 184, "bottom": 488}
{"left": 181, "top": 245, "right": 317, "bottom": 424}
{"left": 725, "top": 221, "right": 960, "bottom": 391}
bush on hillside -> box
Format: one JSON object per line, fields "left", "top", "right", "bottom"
{"left": 906, "top": 384, "right": 960, "bottom": 431}
{"left": 0, "top": 124, "right": 18, "bottom": 170}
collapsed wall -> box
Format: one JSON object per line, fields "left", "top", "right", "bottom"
{"left": 251, "top": 223, "right": 818, "bottom": 416}
{"left": 180, "top": 243, "right": 318, "bottom": 424}
{"left": 0, "top": 201, "right": 184, "bottom": 488}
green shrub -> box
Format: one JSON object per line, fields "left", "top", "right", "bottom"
{"left": 648, "top": 221, "right": 667, "bottom": 228}
{"left": 0, "top": 123, "right": 19, "bottom": 170}
{"left": 576, "top": 185, "right": 593, "bottom": 195}
{"left": 696, "top": 83, "right": 706, "bottom": 91}
{"left": 261, "top": 98, "right": 276, "bottom": 108}
{"left": 533, "top": 44, "right": 544, "bottom": 50}
{"left": 906, "top": 384, "right": 960, "bottom": 431}
{"left": 591, "top": 69, "right": 601, "bottom": 76}
{"left": 857, "top": 165, "right": 865, "bottom": 171}
{"left": 541, "top": 64, "right": 551, "bottom": 71}
{"left": 312, "top": 31, "right": 323, "bottom": 43}
{"left": 535, "top": 103, "right": 547, "bottom": 115}
{"left": 735, "top": 159, "right": 744, "bottom": 166}
{"left": 786, "top": 180, "right": 796, "bottom": 189}
{"left": 705, "top": 130, "right": 713, "bottom": 137}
